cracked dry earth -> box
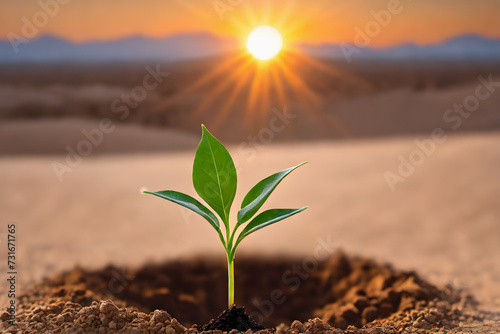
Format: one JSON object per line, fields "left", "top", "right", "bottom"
{"left": 1, "top": 253, "right": 499, "bottom": 334}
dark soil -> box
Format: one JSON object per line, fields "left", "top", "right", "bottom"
{"left": 0, "top": 252, "right": 491, "bottom": 333}
{"left": 199, "top": 306, "right": 265, "bottom": 332}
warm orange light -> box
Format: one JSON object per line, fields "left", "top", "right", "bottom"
{"left": 247, "top": 25, "right": 283, "bottom": 60}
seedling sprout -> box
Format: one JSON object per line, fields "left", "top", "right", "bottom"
{"left": 144, "top": 125, "right": 307, "bottom": 308}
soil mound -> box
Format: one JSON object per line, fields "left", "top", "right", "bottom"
{"left": 199, "top": 306, "right": 265, "bottom": 332}
{"left": 0, "top": 253, "right": 489, "bottom": 333}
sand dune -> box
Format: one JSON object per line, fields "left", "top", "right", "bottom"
{"left": 0, "top": 118, "right": 198, "bottom": 155}
{"left": 1, "top": 78, "right": 500, "bottom": 156}
{"left": 1, "top": 60, "right": 500, "bottom": 144}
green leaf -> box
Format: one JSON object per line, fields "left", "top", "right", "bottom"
{"left": 237, "top": 162, "right": 307, "bottom": 226}
{"left": 233, "top": 207, "right": 308, "bottom": 254}
{"left": 193, "top": 125, "right": 237, "bottom": 224}
{"left": 144, "top": 190, "right": 220, "bottom": 232}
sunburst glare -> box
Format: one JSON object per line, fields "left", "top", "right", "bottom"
{"left": 153, "top": 1, "right": 348, "bottom": 135}
{"left": 247, "top": 25, "right": 283, "bottom": 61}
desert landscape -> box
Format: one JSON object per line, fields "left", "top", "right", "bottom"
{"left": 1, "top": 56, "right": 500, "bottom": 333}
{"left": 1, "top": 58, "right": 500, "bottom": 146}
{"left": 1, "top": 1, "right": 500, "bottom": 332}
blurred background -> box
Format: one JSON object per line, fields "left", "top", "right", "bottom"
{"left": 0, "top": 0, "right": 499, "bottom": 313}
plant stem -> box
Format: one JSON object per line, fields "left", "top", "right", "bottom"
{"left": 228, "top": 224, "right": 239, "bottom": 249}
{"left": 227, "top": 256, "right": 234, "bottom": 308}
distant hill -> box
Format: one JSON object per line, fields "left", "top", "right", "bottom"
{"left": 297, "top": 34, "right": 500, "bottom": 61}
{"left": 1, "top": 33, "right": 500, "bottom": 63}
{"left": 0, "top": 33, "right": 239, "bottom": 62}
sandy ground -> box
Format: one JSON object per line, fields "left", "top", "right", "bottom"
{"left": 0, "top": 121, "right": 499, "bottom": 320}
{"left": 2, "top": 63, "right": 500, "bottom": 144}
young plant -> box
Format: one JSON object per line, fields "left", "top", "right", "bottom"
{"left": 144, "top": 125, "right": 307, "bottom": 308}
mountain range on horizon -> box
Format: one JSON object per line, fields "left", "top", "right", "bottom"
{"left": 297, "top": 34, "right": 500, "bottom": 62}
{"left": 1, "top": 32, "right": 500, "bottom": 63}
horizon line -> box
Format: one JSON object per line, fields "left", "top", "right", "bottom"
{"left": 1, "top": 31, "right": 500, "bottom": 48}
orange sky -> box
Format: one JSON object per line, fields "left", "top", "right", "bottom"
{"left": 1, "top": 0, "right": 499, "bottom": 46}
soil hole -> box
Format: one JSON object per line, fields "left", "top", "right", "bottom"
{"left": 39, "top": 252, "right": 452, "bottom": 329}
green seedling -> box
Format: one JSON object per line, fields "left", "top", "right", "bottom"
{"left": 144, "top": 125, "right": 307, "bottom": 308}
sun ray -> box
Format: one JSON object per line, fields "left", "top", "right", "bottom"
{"left": 245, "top": 60, "right": 266, "bottom": 126}
{"left": 269, "top": 61, "right": 287, "bottom": 108}
{"left": 282, "top": 53, "right": 354, "bottom": 138}
{"left": 281, "top": 2, "right": 325, "bottom": 45}
{"left": 275, "top": 1, "right": 297, "bottom": 29}
{"left": 257, "top": 63, "right": 271, "bottom": 121}
{"left": 153, "top": 53, "right": 247, "bottom": 112}
{"left": 211, "top": 60, "right": 255, "bottom": 131}
{"left": 285, "top": 51, "right": 341, "bottom": 77}
{"left": 150, "top": 4, "right": 357, "bottom": 141}
{"left": 261, "top": 2, "right": 273, "bottom": 26}
{"left": 275, "top": 54, "right": 320, "bottom": 107}
{"left": 189, "top": 55, "right": 255, "bottom": 121}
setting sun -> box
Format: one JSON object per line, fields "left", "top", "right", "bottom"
{"left": 247, "top": 25, "right": 283, "bottom": 61}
